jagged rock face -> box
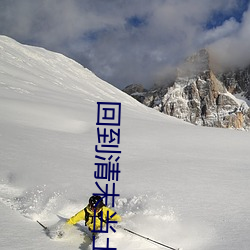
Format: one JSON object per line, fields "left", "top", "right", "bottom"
{"left": 123, "top": 83, "right": 146, "bottom": 95}
{"left": 123, "top": 49, "right": 250, "bottom": 130}
{"left": 217, "top": 66, "right": 250, "bottom": 99}
{"left": 122, "top": 84, "right": 147, "bottom": 103}
{"left": 161, "top": 49, "right": 250, "bottom": 128}
{"left": 162, "top": 74, "right": 249, "bottom": 128}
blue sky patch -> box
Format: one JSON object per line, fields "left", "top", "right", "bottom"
{"left": 126, "top": 15, "right": 147, "bottom": 28}
{"left": 206, "top": 0, "right": 249, "bottom": 29}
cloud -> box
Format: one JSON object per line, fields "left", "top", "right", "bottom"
{"left": 200, "top": 18, "right": 240, "bottom": 45}
{"left": 0, "top": 0, "right": 249, "bottom": 88}
{"left": 209, "top": 4, "right": 250, "bottom": 69}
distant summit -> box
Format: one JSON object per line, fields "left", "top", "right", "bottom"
{"left": 123, "top": 49, "right": 250, "bottom": 130}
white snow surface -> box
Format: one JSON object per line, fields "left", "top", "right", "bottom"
{"left": 0, "top": 35, "right": 250, "bottom": 250}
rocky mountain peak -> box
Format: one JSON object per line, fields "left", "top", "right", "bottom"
{"left": 177, "top": 49, "right": 210, "bottom": 78}
{"left": 123, "top": 49, "right": 250, "bottom": 130}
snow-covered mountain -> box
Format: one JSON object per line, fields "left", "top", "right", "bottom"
{"left": 124, "top": 49, "right": 250, "bottom": 130}
{"left": 0, "top": 36, "right": 250, "bottom": 250}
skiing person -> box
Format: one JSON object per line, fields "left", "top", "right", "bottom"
{"left": 66, "top": 195, "right": 122, "bottom": 234}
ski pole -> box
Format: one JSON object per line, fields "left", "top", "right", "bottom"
{"left": 122, "top": 227, "right": 180, "bottom": 250}
{"left": 37, "top": 220, "right": 48, "bottom": 231}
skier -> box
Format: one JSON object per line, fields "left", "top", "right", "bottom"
{"left": 66, "top": 195, "right": 122, "bottom": 234}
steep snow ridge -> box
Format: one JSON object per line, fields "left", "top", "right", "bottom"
{"left": 0, "top": 35, "right": 151, "bottom": 133}
{"left": 0, "top": 35, "right": 144, "bottom": 108}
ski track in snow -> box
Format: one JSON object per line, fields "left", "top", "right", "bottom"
{"left": 0, "top": 180, "right": 212, "bottom": 250}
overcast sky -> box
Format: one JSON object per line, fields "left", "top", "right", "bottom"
{"left": 0, "top": 0, "right": 249, "bottom": 89}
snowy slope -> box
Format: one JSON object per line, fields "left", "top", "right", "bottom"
{"left": 0, "top": 36, "right": 250, "bottom": 250}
